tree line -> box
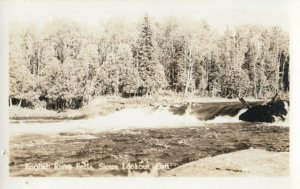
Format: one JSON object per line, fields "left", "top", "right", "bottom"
{"left": 9, "top": 15, "right": 289, "bottom": 110}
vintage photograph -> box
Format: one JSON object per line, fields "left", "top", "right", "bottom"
{"left": 7, "top": 0, "right": 290, "bottom": 178}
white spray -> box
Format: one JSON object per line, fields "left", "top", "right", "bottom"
{"left": 10, "top": 104, "right": 289, "bottom": 136}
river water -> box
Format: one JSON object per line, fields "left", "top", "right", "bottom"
{"left": 10, "top": 101, "right": 289, "bottom": 136}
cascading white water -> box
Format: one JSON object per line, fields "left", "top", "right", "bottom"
{"left": 10, "top": 106, "right": 200, "bottom": 135}
{"left": 9, "top": 104, "right": 289, "bottom": 136}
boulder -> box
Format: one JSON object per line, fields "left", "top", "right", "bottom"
{"left": 239, "top": 94, "right": 287, "bottom": 123}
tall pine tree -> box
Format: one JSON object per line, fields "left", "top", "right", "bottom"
{"left": 135, "top": 14, "right": 167, "bottom": 95}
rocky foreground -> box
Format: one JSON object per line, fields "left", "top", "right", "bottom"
{"left": 161, "top": 148, "right": 289, "bottom": 176}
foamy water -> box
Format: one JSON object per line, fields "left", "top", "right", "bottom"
{"left": 9, "top": 105, "right": 289, "bottom": 136}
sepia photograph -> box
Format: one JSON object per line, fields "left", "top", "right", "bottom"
{"left": 1, "top": 0, "right": 300, "bottom": 188}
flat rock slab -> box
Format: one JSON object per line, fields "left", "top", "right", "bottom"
{"left": 161, "top": 149, "right": 289, "bottom": 176}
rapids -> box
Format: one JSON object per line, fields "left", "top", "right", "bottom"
{"left": 9, "top": 101, "right": 289, "bottom": 136}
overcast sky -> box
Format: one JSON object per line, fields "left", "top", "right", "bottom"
{"left": 2, "top": 0, "right": 291, "bottom": 32}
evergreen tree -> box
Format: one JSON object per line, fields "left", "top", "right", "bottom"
{"left": 135, "top": 14, "right": 167, "bottom": 95}
{"left": 171, "top": 39, "right": 187, "bottom": 92}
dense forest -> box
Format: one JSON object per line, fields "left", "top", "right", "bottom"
{"left": 9, "top": 15, "right": 289, "bottom": 110}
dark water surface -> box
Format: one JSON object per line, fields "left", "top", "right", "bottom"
{"left": 9, "top": 123, "right": 289, "bottom": 177}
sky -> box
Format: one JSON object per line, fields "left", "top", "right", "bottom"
{"left": 1, "top": 0, "right": 291, "bottom": 32}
